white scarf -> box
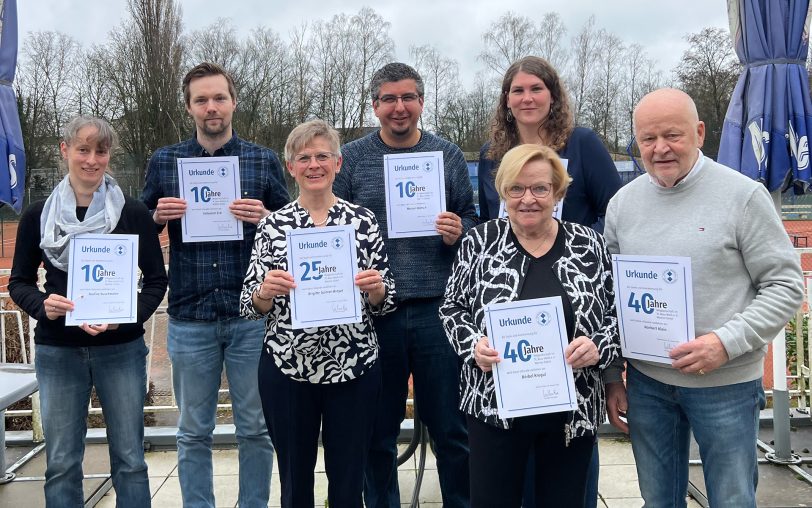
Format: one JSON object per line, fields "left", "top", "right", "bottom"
{"left": 39, "top": 173, "right": 126, "bottom": 271}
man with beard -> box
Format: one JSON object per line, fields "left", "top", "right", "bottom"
{"left": 334, "top": 62, "right": 476, "bottom": 507}
{"left": 142, "top": 62, "right": 289, "bottom": 508}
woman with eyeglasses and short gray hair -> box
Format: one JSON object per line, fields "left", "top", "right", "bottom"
{"left": 240, "top": 119, "right": 396, "bottom": 508}
{"left": 9, "top": 115, "right": 167, "bottom": 507}
{"left": 440, "top": 143, "right": 620, "bottom": 507}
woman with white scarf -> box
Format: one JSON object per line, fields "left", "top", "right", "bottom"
{"left": 9, "top": 116, "right": 167, "bottom": 508}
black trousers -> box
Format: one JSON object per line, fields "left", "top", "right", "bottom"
{"left": 258, "top": 353, "right": 381, "bottom": 508}
{"left": 467, "top": 413, "right": 594, "bottom": 508}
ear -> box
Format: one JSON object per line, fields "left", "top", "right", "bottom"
{"left": 335, "top": 155, "right": 343, "bottom": 173}
{"left": 696, "top": 121, "right": 706, "bottom": 148}
{"left": 286, "top": 160, "right": 296, "bottom": 177}
{"left": 60, "top": 141, "right": 68, "bottom": 160}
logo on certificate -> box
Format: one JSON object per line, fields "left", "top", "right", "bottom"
{"left": 662, "top": 268, "right": 678, "bottom": 284}
{"left": 331, "top": 236, "right": 344, "bottom": 249}
{"left": 536, "top": 311, "right": 551, "bottom": 326}
{"left": 218, "top": 166, "right": 229, "bottom": 177}
{"left": 114, "top": 244, "right": 128, "bottom": 256}
{"left": 423, "top": 161, "right": 432, "bottom": 172}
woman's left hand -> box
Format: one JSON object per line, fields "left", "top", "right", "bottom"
{"left": 565, "top": 336, "right": 599, "bottom": 369}
{"left": 79, "top": 323, "right": 119, "bottom": 336}
{"left": 356, "top": 269, "right": 386, "bottom": 304}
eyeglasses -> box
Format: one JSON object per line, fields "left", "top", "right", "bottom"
{"left": 293, "top": 152, "right": 335, "bottom": 165}
{"left": 506, "top": 183, "right": 553, "bottom": 198}
{"left": 375, "top": 93, "right": 421, "bottom": 105}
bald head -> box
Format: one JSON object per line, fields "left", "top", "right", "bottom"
{"left": 633, "top": 88, "right": 705, "bottom": 187}
{"left": 633, "top": 88, "right": 699, "bottom": 132}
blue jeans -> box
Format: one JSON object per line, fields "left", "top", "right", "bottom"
{"left": 35, "top": 339, "right": 150, "bottom": 508}
{"left": 626, "top": 365, "right": 765, "bottom": 508}
{"left": 168, "top": 317, "right": 274, "bottom": 508}
{"left": 364, "top": 297, "right": 469, "bottom": 508}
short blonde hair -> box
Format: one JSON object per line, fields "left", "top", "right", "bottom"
{"left": 284, "top": 119, "right": 341, "bottom": 162}
{"left": 495, "top": 144, "right": 571, "bottom": 202}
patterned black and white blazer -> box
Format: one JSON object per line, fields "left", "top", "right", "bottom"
{"left": 240, "top": 198, "right": 396, "bottom": 383}
{"left": 439, "top": 218, "right": 619, "bottom": 440}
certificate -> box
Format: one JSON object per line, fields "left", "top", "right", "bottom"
{"left": 498, "top": 158, "right": 566, "bottom": 220}
{"left": 612, "top": 254, "right": 695, "bottom": 364}
{"left": 65, "top": 234, "right": 139, "bottom": 326}
{"left": 383, "top": 151, "right": 446, "bottom": 238}
{"left": 177, "top": 156, "right": 242, "bottom": 243}
{"left": 286, "top": 225, "right": 363, "bottom": 329}
{"left": 484, "top": 297, "right": 578, "bottom": 418}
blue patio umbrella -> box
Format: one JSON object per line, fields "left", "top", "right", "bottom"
{"left": 0, "top": 0, "right": 24, "bottom": 213}
{"left": 718, "top": 0, "right": 812, "bottom": 194}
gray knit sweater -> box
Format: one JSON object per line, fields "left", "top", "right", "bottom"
{"left": 604, "top": 156, "right": 803, "bottom": 388}
{"left": 334, "top": 131, "right": 478, "bottom": 300}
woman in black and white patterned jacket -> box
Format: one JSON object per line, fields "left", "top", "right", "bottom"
{"left": 240, "top": 119, "right": 396, "bottom": 508}
{"left": 440, "top": 144, "right": 619, "bottom": 508}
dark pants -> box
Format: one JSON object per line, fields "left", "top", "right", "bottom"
{"left": 468, "top": 413, "right": 593, "bottom": 508}
{"left": 522, "top": 441, "right": 600, "bottom": 507}
{"left": 258, "top": 353, "right": 381, "bottom": 508}
{"left": 364, "top": 297, "right": 470, "bottom": 508}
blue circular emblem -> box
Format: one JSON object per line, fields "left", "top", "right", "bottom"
{"left": 423, "top": 161, "right": 432, "bottom": 172}
{"left": 536, "top": 311, "right": 551, "bottom": 326}
{"left": 662, "top": 268, "right": 677, "bottom": 284}
{"left": 331, "top": 236, "right": 343, "bottom": 249}
{"left": 115, "top": 244, "right": 127, "bottom": 256}
{"left": 219, "top": 166, "right": 229, "bottom": 177}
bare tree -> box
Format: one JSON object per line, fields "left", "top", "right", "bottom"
{"left": 619, "top": 43, "right": 662, "bottom": 148}
{"left": 479, "top": 12, "right": 538, "bottom": 76}
{"left": 410, "top": 44, "right": 460, "bottom": 133}
{"left": 537, "top": 12, "right": 568, "bottom": 71}
{"left": 440, "top": 72, "right": 496, "bottom": 151}
{"left": 585, "top": 29, "right": 625, "bottom": 148}
{"left": 676, "top": 27, "right": 740, "bottom": 157}
{"left": 15, "top": 31, "right": 80, "bottom": 171}
{"left": 568, "top": 16, "right": 598, "bottom": 126}
{"left": 352, "top": 7, "right": 395, "bottom": 129}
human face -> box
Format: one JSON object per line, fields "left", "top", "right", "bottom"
{"left": 505, "top": 159, "right": 557, "bottom": 234}
{"left": 507, "top": 71, "right": 552, "bottom": 129}
{"left": 60, "top": 126, "right": 110, "bottom": 191}
{"left": 372, "top": 79, "right": 424, "bottom": 147}
{"left": 634, "top": 92, "right": 705, "bottom": 187}
{"left": 286, "top": 136, "right": 342, "bottom": 197}
{"left": 186, "top": 74, "right": 236, "bottom": 139}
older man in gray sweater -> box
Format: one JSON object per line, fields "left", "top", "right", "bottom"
{"left": 604, "top": 88, "right": 803, "bottom": 508}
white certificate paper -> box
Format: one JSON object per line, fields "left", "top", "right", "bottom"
{"left": 286, "top": 225, "right": 363, "bottom": 329}
{"left": 383, "top": 151, "right": 446, "bottom": 238}
{"left": 177, "top": 156, "right": 243, "bottom": 243}
{"left": 65, "top": 234, "right": 139, "bottom": 326}
{"left": 498, "top": 158, "right": 566, "bottom": 220}
{"left": 485, "top": 297, "right": 578, "bottom": 419}
{"left": 612, "top": 254, "right": 695, "bottom": 364}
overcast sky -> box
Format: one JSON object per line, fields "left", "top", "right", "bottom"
{"left": 17, "top": 0, "right": 732, "bottom": 86}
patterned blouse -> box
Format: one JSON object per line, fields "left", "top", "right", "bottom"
{"left": 440, "top": 218, "right": 620, "bottom": 440}
{"left": 240, "top": 198, "right": 396, "bottom": 383}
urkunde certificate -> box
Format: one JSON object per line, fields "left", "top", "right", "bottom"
{"left": 286, "top": 225, "right": 363, "bottom": 329}
{"left": 65, "top": 234, "right": 139, "bottom": 326}
{"left": 177, "top": 156, "right": 242, "bottom": 243}
{"left": 383, "top": 151, "right": 446, "bottom": 238}
{"left": 612, "top": 254, "right": 695, "bottom": 364}
{"left": 485, "top": 297, "right": 578, "bottom": 419}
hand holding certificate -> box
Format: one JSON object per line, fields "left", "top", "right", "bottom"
{"left": 286, "top": 225, "right": 363, "bottom": 329}
{"left": 484, "top": 297, "right": 578, "bottom": 419}
{"left": 177, "top": 156, "right": 243, "bottom": 243}
{"left": 65, "top": 234, "right": 139, "bottom": 326}
{"left": 383, "top": 151, "right": 446, "bottom": 238}
{"left": 612, "top": 254, "right": 695, "bottom": 364}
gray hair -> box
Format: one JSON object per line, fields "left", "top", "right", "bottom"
{"left": 370, "top": 62, "right": 424, "bottom": 101}
{"left": 62, "top": 115, "right": 117, "bottom": 151}
{"left": 284, "top": 119, "right": 342, "bottom": 162}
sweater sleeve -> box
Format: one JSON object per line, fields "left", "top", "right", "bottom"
{"left": 8, "top": 203, "right": 48, "bottom": 321}
{"left": 439, "top": 229, "right": 482, "bottom": 365}
{"left": 712, "top": 186, "right": 803, "bottom": 360}
{"left": 446, "top": 145, "right": 478, "bottom": 236}
{"left": 132, "top": 200, "right": 168, "bottom": 324}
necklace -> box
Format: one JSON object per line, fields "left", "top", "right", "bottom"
{"left": 299, "top": 196, "right": 336, "bottom": 226}
{"left": 515, "top": 222, "right": 557, "bottom": 256}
